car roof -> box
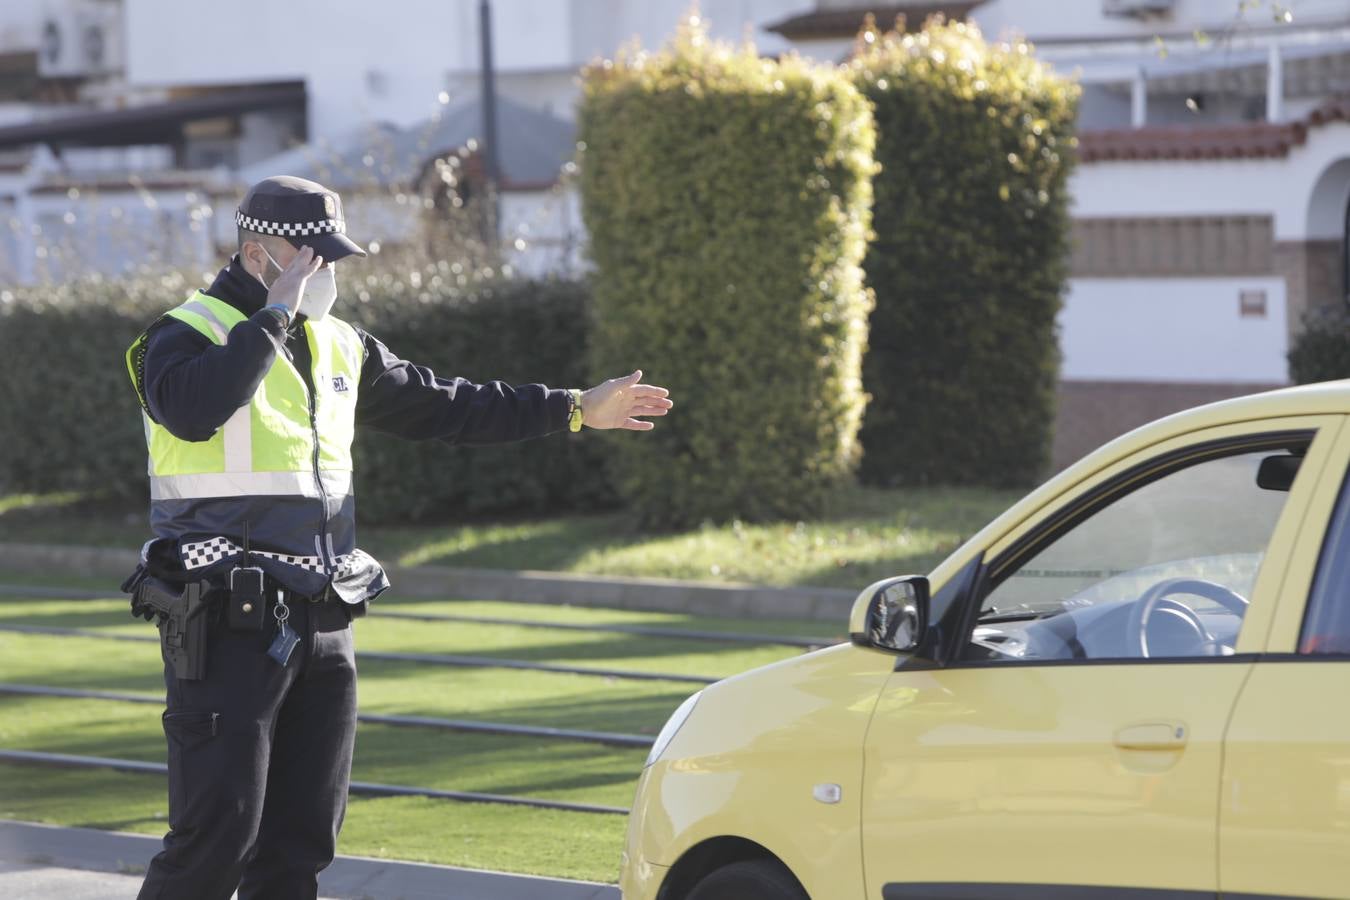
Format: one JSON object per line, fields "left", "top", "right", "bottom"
{"left": 926, "top": 379, "right": 1350, "bottom": 588}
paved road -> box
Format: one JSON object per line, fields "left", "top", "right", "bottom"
{"left": 0, "top": 861, "right": 153, "bottom": 900}
{"left": 0, "top": 820, "right": 620, "bottom": 900}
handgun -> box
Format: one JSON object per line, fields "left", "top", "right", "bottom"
{"left": 133, "top": 577, "right": 209, "bottom": 681}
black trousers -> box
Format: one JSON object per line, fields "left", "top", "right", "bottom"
{"left": 137, "top": 594, "right": 358, "bottom": 900}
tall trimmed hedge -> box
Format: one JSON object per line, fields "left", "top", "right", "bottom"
{"left": 851, "top": 19, "right": 1079, "bottom": 487}
{"left": 579, "top": 19, "right": 876, "bottom": 528}
{"left": 0, "top": 273, "right": 611, "bottom": 523}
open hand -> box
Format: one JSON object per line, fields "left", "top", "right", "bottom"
{"left": 267, "top": 245, "right": 324, "bottom": 318}
{"left": 581, "top": 370, "right": 672, "bottom": 431}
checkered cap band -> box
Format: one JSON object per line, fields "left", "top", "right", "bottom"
{"left": 180, "top": 536, "right": 353, "bottom": 576}
{"left": 235, "top": 209, "right": 346, "bottom": 238}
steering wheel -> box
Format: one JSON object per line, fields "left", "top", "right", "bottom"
{"left": 1125, "top": 577, "right": 1249, "bottom": 658}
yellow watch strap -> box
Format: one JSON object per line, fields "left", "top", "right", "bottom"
{"left": 568, "top": 389, "right": 584, "bottom": 432}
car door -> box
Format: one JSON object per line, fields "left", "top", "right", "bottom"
{"left": 1220, "top": 420, "right": 1350, "bottom": 900}
{"left": 860, "top": 416, "right": 1342, "bottom": 900}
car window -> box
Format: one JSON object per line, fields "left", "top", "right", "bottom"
{"left": 967, "top": 444, "right": 1308, "bottom": 663}
{"left": 1300, "top": 465, "right": 1350, "bottom": 655}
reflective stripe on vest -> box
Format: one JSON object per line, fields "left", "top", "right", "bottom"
{"left": 128, "top": 291, "right": 364, "bottom": 500}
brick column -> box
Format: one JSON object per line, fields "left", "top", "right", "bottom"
{"left": 1275, "top": 239, "right": 1342, "bottom": 340}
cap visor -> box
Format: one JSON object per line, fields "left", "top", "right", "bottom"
{"left": 287, "top": 232, "right": 367, "bottom": 261}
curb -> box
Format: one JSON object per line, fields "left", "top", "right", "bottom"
{"left": 0, "top": 542, "right": 857, "bottom": 623}
{"left": 0, "top": 819, "right": 621, "bottom": 900}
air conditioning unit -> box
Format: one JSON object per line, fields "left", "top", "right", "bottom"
{"left": 1103, "top": 0, "right": 1177, "bottom": 17}
{"left": 38, "top": 1, "right": 124, "bottom": 78}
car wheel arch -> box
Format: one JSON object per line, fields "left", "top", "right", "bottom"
{"left": 656, "top": 836, "right": 802, "bottom": 900}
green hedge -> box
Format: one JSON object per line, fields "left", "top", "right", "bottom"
{"left": 1289, "top": 306, "right": 1350, "bottom": 385}
{"left": 0, "top": 276, "right": 158, "bottom": 502}
{"left": 851, "top": 19, "right": 1079, "bottom": 487}
{"left": 0, "top": 272, "right": 612, "bottom": 523}
{"left": 578, "top": 19, "right": 876, "bottom": 528}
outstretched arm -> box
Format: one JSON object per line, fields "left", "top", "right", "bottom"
{"left": 354, "top": 332, "right": 672, "bottom": 443}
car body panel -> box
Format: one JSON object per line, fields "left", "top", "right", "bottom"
{"left": 1219, "top": 415, "right": 1350, "bottom": 898}
{"left": 861, "top": 663, "right": 1253, "bottom": 894}
{"left": 1220, "top": 661, "right": 1350, "bottom": 898}
{"left": 624, "top": 643, "right": 897, "bottom": 900}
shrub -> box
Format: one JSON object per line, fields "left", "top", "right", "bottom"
{"left": 578, "top": 16, "right": 876, "bottom": 528}
{"left": 0, "top": 272, "right": 612, "bottom": 523}
{"left": 0, "top": 275, "right": 165, "bottom": 502}
{"left": 1289, "top": 306, "right": 1350, "bottom": 385}
{"left": 850, "top": 18, "right": 1079, "bottom": 487}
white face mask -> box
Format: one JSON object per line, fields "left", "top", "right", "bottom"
{"left": 255, "top": 246, "right": 338, "bottom": 321}
{"left": 298, "top": 266, "right": 338, "bottom": 321}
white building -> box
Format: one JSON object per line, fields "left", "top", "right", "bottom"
{"left": 971, "top": 0, "right": 1350, "bottom": 465}
{"left": 0, "top": 0, "right": 810, "bottom": 281}
{"left": 2, "top": 0, "right": 1348, "bottom": 467}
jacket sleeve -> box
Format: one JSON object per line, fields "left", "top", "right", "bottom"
{"left": 142, "top": 311, "right": 289, "bottom": 442}
{"left": 353, "top": 327, "right": 572, "bottom": 445}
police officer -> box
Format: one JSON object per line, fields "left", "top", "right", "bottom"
{"left": 124, "top": 175, "right": 673, "bottom": 900}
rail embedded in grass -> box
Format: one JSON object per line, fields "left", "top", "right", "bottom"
{"left": 371, "top": 609, "right": 836, "bottom": 649}
{"left": 0, "top": 683, "right": 656, "bottom": 748}
{"left": 0, "top": 583, "right": 840, "bottom": 648}
{"left": 0, "top": 749, "right": 629, "bottom": 816}
{"left": 0, "top": 623, "right": 718, "bottom": 684}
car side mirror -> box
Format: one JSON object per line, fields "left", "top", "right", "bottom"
{"left": 849, "top": 575, "right": 930, "bottom": 653}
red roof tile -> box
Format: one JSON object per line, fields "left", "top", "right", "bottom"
{"left": 1080, "top": 96, "right": 1350, "bottom": 162}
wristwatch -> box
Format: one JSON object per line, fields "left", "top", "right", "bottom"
{"left": 568, "top": 389, "right": 584, "bottom": 432}
{"left": 266, "top": 303, "right": 293, "bottom": 328}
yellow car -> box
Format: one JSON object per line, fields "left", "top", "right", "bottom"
{"left": 621, "top": 382, "right": 1350, "bottom": 900}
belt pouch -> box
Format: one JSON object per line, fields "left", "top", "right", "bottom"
{"left": 228, "top": 566, "right": 266, "bottom": 632}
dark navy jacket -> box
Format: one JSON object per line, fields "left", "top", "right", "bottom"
{"left": 140, "top": 255, "right": 572, "bottom": 601}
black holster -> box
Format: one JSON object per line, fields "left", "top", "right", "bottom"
{"left": 122, "top": 538, "right": 213, "bottom": 680}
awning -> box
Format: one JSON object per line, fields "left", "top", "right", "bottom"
{"left": 765, "top": 3, "right": 984, "bottom": 40}
{"left": 0, "top": 83, "right": 306, "bottom": 151}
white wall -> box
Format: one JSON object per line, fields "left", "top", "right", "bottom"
{"left": 0, "top": 1, "right": 45, "bottom": 52}
{"left": 121, "top": 0, "right": 807, "bottom": 141}
{"left": 501, "top": 186, "right": 583, "bottom": 276}
{"left": 1060, "top": 278, "right": 1289, "bottom": 383}
{"left": 23, "top": 187, "right": 215, "bottom": 281}
{"left": 1070, "top": 121, "right": 1350, "bottom": 241}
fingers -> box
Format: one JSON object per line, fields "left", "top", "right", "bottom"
{"left": 633, "top": 385, "right": 670, "bottom": 399}
{"left": 288, "top": 245, "right": 313, "bottom": 270}
{"left": 631, "top": 405, "right": 670, "bottom": 417}
{"left": 287, "top": 246, "right": 323, "bottom": 276}
{"left": 622, "top": 418, "right": 655, "bottom": 431}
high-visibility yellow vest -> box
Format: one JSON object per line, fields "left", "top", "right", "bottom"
{"left": 126, "top": 291, "right": 368, "bottom": 588}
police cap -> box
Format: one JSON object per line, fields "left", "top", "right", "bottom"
{"left": 235, "top": 175, "right": 367, "bottom": 262}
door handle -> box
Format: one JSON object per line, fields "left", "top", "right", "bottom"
{"left": 1114, "top": 722, "right": 1188, "bottom": 751}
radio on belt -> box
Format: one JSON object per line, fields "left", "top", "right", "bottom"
{"left": 229, "top": 523, "right": 267, "bottom": 632}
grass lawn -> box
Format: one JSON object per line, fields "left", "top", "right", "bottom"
{"left": 0, "top": 484, "right": 1019, "bottom": 590}
{"left": 0, "top": 588, "right": 828, "bottom": 881}
{"left": 0, "top": 766, "right": 629, "bottom": 882}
